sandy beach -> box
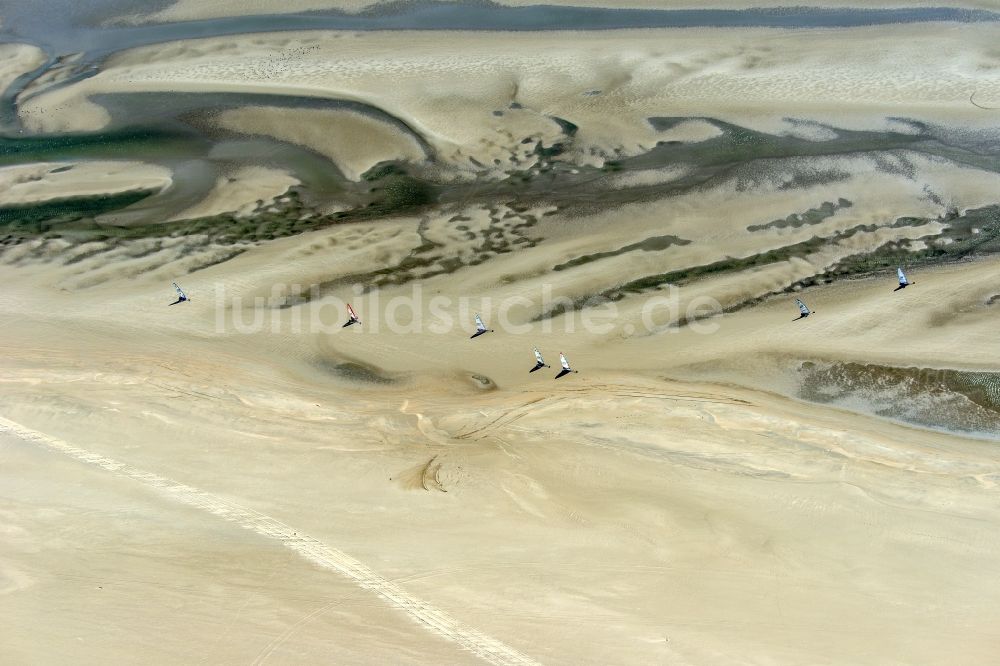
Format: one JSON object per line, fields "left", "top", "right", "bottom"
{"left": 3, "top": 241, "right": 1000, "bottom": 664}
{"left": 3, "top": 5, "right": 1000, "bottom": 664}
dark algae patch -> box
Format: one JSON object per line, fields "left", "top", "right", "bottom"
{"left": 611, "top": 234, "right": 834, "bottom": 295}
{"left": 831, "top": 205, "right": 1000, "bottom": 276}
{"left": 748, "top": 198, "right": 852, "bottom": 232}
{"left": 311, "top": 204, "right": 541, "bottom": 298}
{"left": 553, "top": 235, "right": 691, "bottom": 271}
{"left": 797, "top": 361, "right": 1000, "bottom": 436}
{"left": 314, "top": 357, "right": 396, "bottom": 385}
{"left": 332, "top": 362, "right": 396, "bottom": 385}
{"left": 536, "top": 205, "right": 1000, "bottom": 322}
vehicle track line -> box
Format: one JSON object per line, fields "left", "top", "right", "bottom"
{"left": 0, "top": 415, "right": 541, "bottom": 666}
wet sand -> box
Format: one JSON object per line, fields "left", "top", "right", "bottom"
{"left": 0, "top": 161, "right": 171, "bottom": 206}
{"left": 169, "top": 165, "right": 300, "bottom": 221}
{"left": 0, "top": 43, "right": 45, "bottom": 95}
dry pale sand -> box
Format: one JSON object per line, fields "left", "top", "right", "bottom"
{"left": 3, "top": 170, "right": 1000, "bottom": 663}
{"left": 118, "top": 0, "right": 1000, "bottom": 25}
{"left": 18, "top": 84, "right": 111, "bottom": 134}
{"left": 22, "top": 24, "right": 1000, "bottom": 174}
{"left": 0, "top": 161, "right": 172, "bottom": 206}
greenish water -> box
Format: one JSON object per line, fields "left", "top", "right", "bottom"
{"left": 0, "top": 190, "right": 155, "bottom": 236}
{"left": 0, "top": 129, "right": 206, "bottom": 167}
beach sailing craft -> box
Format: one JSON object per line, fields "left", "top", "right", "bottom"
{"left": 169, "top": 283, "right": 189, "bottom": 306}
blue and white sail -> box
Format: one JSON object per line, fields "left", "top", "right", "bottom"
{"left": 169, "top": 282, "right": 189, "bottom": 305}
{"left": 530, "top": 347, "right": 548, "bottom": 373}
{"left": 555, "top": 352, "right": 577, "bottom": 378}
{"left": 470, "top": 313, "right": 492, "bottom": 339}
{"left": 795, "top": 298, "right": 810, "bottom": 316}
{"left": 897, "top": 267, "right": 909, "bottom": 286}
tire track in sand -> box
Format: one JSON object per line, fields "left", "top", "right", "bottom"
{"left": 0, "top": 415, "right": 541, "bottom": 666}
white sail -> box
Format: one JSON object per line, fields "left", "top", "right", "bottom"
{"left": 534, "top": 348, "right": 545, "bottom": 365}
{"left": 474, "top": 313, "right": 487, "bottom": 332}
{"left": 173, "top": 282, "right": 187, "bottom": 299}
{"left": 897, "top": 267, "right": 908, "bottom": 285}
{"left": 796, "top": 298, "right": 810, "bottom": 315}
{"left": 560, "top": 353, "right": 571, "bottom": 371}
{"left": 347, "top": 303, "right": 358, "bottom": 321}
